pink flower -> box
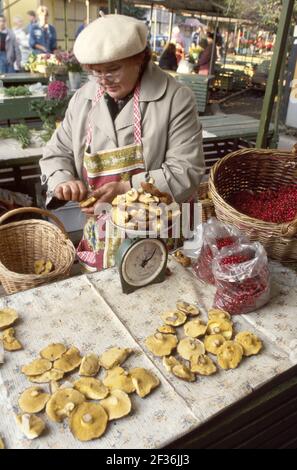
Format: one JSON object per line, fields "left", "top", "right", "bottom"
{"left": 47, "top": 80, "right": 68, "bottom": 100}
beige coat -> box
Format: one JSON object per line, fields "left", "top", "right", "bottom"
{"left": 40, "top": 62, "right": 205, "bottom": 205}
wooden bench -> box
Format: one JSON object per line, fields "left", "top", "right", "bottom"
{"left": 0, "top": 72, "right": 48, "bottom": 87}
{"left": 169, "top": 72, "right": 214, "bottom": 114}
{"left": 0, "top": 95, "right": 45, "bottom": 122}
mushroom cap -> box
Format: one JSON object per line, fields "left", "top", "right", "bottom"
{"left": 206, "top": 319, "right": 233, "bottom": 340}
{"left": 2, "top": 327, "right": 22, "bottom": 351}
{"left": 70, "top": 402, "right": 108, "bottom": 442}
{"left": 162, "top": 355, "right": 180, "bottom": 372}
{"left": 40, "top": 343, "right": 67, "bottom": 361}
{"left": 0, "top": 308, "right": 18, "bottom": 330}
{"left": 157, "top": 325, "right": 176, "bottom": 334}
{"left": 161, "top": 310, "right": 187, "bottom": 327}
{"left": 100, "top": 389, "right": 131, "bottom": 420}
{"left": 190, "top": 354, "right": 217, "bottom": 376}
{"left": 176, "top": 301, "right": 200, "bottom": 316}
{"left": 22, "top": 358, "right": 52, "bottom": 376}
{"left": 103, "top": 366, "right": 135, "bottom": 394}
{"left": 73, "top": 377, "right": 109, "bottom": 400}
{"left": 46, "top": 388, "right": 85, "bottom": 422}
{"left": 99, "top": 347, "right": 132, "bottom": 370}
{"left": 235, "top": 331, "right": 262, "bottom": 356}
{"left": 126, "top": 188, "right": 139, "bottom": 203}
{"left": 172, "top": 364, "right": 195, "bottom": 382}
{"left": 28, "top": 368, "right": 64, "bottom": 383}
{"left": 145, "top": 333, "right": 178, "bottom": 357}
{"left": 79, "top": 354, "right": 100, "bottom": 376}
{"left": 217, "top": 341, "right": 243, "bottom": 369}
{"left": 130, "top": 368, "right": 160, "bottom": 398}
{"left": 18, "top": 386, "right": 50, "bottom": 413}
{"left": 34, "top": 259, "right": 53, "bottom": 275}
{"left": 208, "top": 308, "right": 231, "bottom": 321}
{"left": 16, "top": 413, "right": 45, "bottom": 440}
{"left": 0, "top": 437, "right": 4, "bottom": 449}
{"left": 54, "top": 346, "right": 82, "bottom": 373}
{"left": 177, "top": 337, "right": 205, "bottom": 360}
{"left": 204, "top": 334, "right": 226, "bottom": 355}
{"left": 184, "top": 319, "right": 207, "bottom": 338}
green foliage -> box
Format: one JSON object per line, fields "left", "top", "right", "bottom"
{"left": 4, "top": 86, "right": 32, "bottom": 97}
{"left": 0, "top": 124, "right": 31, "bottom": 148}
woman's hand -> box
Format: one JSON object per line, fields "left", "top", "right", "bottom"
{"left": 81, "top": 180, "right": 131, "bottom": 215}
{"left": 54, "top": 180, "right": 88, "bottom": 202}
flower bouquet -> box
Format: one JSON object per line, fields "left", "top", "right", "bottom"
{"left": 55, "top": 51, "right": 82, "bottom": 73}
{"left": 25, "top": 53, "right": 67, "bottom": 76}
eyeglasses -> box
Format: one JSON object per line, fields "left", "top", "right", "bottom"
{"left": 91, "top": 69, "right": 122, "bottom": 84}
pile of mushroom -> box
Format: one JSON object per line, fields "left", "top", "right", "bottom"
{"left": 144, "top": 300, "right": 263, "bottom": 382}
{"left": 0, "top": 308, "right": 23, "bottom": 359}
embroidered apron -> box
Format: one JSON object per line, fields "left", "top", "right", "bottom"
{"left": 77, "top": 84, "right": 145, "bottom": 272}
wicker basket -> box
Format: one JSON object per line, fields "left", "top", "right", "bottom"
{"left": 0, "top": 207, "right": 76, "bottom": 294}
{"left": 198, "top": 181, "right": 216, "bottom": 223}
{"left": 209, "top": 145, "right": 297, "bottom": 262}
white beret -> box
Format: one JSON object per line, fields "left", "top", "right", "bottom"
{"left": 74, "top": 14, "right": 148, "bottom": 64}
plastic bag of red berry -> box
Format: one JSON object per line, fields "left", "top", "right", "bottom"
{"left": 212, "top": 242, "right": 270, "bottom": 315}
{"left": 192, "top": 217, "right": 248, "bottom": 285}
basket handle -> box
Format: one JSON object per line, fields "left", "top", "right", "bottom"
{"left": 0, "top": 207, "right": 68, "bottom": 237}
{"left": 282, "top": 216, "right": 297, "bottom": 238}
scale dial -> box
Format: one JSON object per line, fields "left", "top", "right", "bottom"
{"left": 120, "top": 238, "right": 167, "bottom": 290}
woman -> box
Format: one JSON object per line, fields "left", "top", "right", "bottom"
{"left": 196, "top": 33, "right": 216, "bottom": 76}
{"left": 40, "top": 14, "right": 205, "bottom": 272}
{"left": 159, "top": 43, "right": 178, "bottom": 71}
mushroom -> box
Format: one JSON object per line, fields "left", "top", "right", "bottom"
{"left": 73, "top": 378, "right": 109, "bottom": 400}
{"left": 79, "top": 196, "right": 97, "bottom": 208}
{"left": 18, "top": 386, "right": 50, "bottom": 413}
{"left": 100, "top": 389, "right": 131, "bottom": 420}
{"left": 176, "top": 301, "right": 200, "bottom": 316}
{"left": 29, "top": 368, "right": 64, "bottom": 383}
{"left": 206, "top": 319, "right": 233, "bottom": 340}
{"left": 40, "top": 343, "right": 67, "bottom": 361}
{"left": 173, "top": 251, "right": 191, "bottom": 267}
{"left": 157, "top": 325, "right": 176, "bottom": 334}
{"left": 15, "top": 414, "right": 45, "bottom": 440}
{"left": 34, "top": 259, "right": 53, "bottom": 275}
{"left": 0, "top": 308, "right": 18, "bottom": 330}
{"left": 204, "top": 334, "right": 226, "bottom": 355}
{"left": 172, "top": 364, "right": 195, "bottom": 382}
{"left": 161, "top": 311, "right": 187, "bottom": 327}
{"left": 177, "top": 337, "right": 205, "bottom": 361}
{"left": 190, "top": 354, "right": 217, "bottom": 376}
{"left": 46, "top": 388, "right": 85, "bottom": 422}
{"left": 99, "top": 347, "right": 132, "bottom": 370}
{"left": 208, "top": 308, "right": 231, "bottom": 321}
{"left": 0, "top": 436, "right": 4, "bottom": 449}
{"left": 53, "top": 346, "right": 82, "bottom": 373}
{"left": 126, "top": 188, "right": 139, "bottom": 203}
{"left": 70, "top": 402, "right": 108, "bottom": 441}
{"left": 162, "top": 355, "right": 180, "bottom": 372}
{"left": 184, "top": 319, "right": 207, "bottom": 338}
{"left": 112, "top": 194, "right": 126, "bottom": 207}
{"left": 22, "top": 358, "right": 52, "bottom": 377}
{"left": 129, "top": 368, "right": 160, "bottom": 398}
{"left": 145, "top": 333, "right": 178, "bottom": 357}
{"left": 217, "top": 341, "right": 244, "bottom": 370}
{"left": 235, "top": 332, "right": 262, "bottom": 357}
{"left": 102, "top": 366, "right": 135, "bottom": 393}
{"left": 1, "top": 327, "right": 22, "bottom": 351}
{"left": 79, "top": 354, "right": 100, "bottom": 376}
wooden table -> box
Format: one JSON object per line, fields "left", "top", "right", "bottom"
{"left": 0, "top": 95, "right": 46, "bottom": 122}
{"left": 0, "top": 73, "right": 48, "bottom": 87}
{"left": 0, "top": 259, "right": 296, "bottom": 449}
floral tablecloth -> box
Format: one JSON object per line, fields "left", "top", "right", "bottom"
{"left": 0, "top": 259, "right": 296, "bottom": 449}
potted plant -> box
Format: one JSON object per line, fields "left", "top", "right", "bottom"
{"left": 56, "top": 51, "right": 83, "bottom": 90}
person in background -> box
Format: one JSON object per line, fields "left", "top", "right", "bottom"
{"left": 29, "top": 5, "right": 57, "bottom": 54}
{"left": 159, "top": 43, "right": 177, "bottom": 71}
{"left": 0, "top": 15, "right": 21, "bottom": 73}
{"left": 75, "top": 19, "right": 87, "bottom": 39}
{"left": 25, "top": 10, "right": 37, "bottom": 35}
{"left": 195, "top": 32, "right": 216, "bottom": 76}
{"left": 12, "top": 16, "right": 30, "bottom": 69}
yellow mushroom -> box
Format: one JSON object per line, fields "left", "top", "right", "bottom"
{"left": 100, "top": 389, "right": 131, "bottom": 420}
{"left": 206, "top": 319, "right": 233, "bottom": 340}
{"left": 103, "top": 366, "right": 135, "bottom": 394}
{"left": 79, "top": 354, "right": 100, "bottom": 377}
{"left": 73, "top": 377, "right": 109, "bottom": 400}
{"left": 70, "top": 402, "right": 108, "bottom": 441}
{"left": 40, "top": 343, "right": 67, "bottom": 361}
{"left": 172, "top": 364, "right": 195, "bottom": 382}
{"left": 28, "top": 368, "right": 64, "bottom": 383}
{"left": 235, "top": 332, "right": 263, "bottom": 357}
{"left": 1, "top": 327, "right": 22, "bottom": 351}
{"left": 190, "top": 354, "right": 217, "bottom": 376}
{"left": 34, "top": 259, "right": 53, "bottom": 275}
{"left": 208, "top": 308, "right": 231, "bottom": 321}
{"left": 161, "top": 310, "right": 187, "bottom": 327}
{"left": 46, "top": 388, "right": 85, "bottom": 423}
{"left": 0, "top": 436, "right": 4, "bottom": 449}
{"left": 176, "top": 301, "right": 200, "bottom": 316}
{"left": 145, "top": 332, "right": 178, "bottom": 357}
{"left": 126, "top": 188, "right": 139, "bottom": 203}
{"left": 99, "top": 347, "right": 132, "bottom": 370}
{"left": 157, "top": 325, "right": 176, "bottom": 334}
{"left": 177, "top": 337, "right": 205, "bottom": 361}
{"left": 162, "top": 355, "right": 180, "bottom": 372}
{"left": 15, "top": 414, "right": 45, "bottom": 440}
{"left": 54, "top": 346, "right": 82, "bottom": 373}
{"left": 204, "top": 334, "right": 226, "bottom": 355}
{"left": 129, "top": 368, "right": 160, "bottom": 398}
{"left": 18, "top": 386, "right": 50, "bottom": 414}
{"left": 217, "top": 341, "right": 244, "bottom": 370}
{"left": 22, "top": 358, "right": 52, "bottom": 377}
{"left": 0, "top": 308, "right": 18, "bottom": 330}
{"left": 184, "top": 319, "right": 207, "bottom": 338}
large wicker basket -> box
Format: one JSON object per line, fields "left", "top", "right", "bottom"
{"left": 0, "top": 207, "right": 76, "bottom": 294}
{"left": 209, "top": 145, "right": 297, "bottom": 262}
{"left": 198, "top": 181, "right": 216, "bottom": 223}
